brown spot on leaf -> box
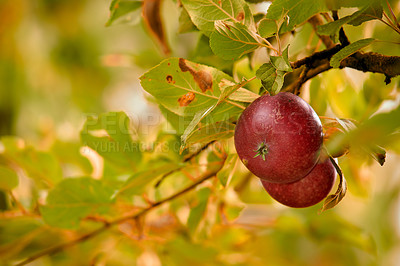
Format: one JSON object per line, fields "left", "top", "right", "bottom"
{"left": 236, "top": 12, "right": 244, "bottom": 21}
{"left": 223, "top": 21, "right": 231, "bottom": 31}
{"left": 166, "top": 75, "right": 174, "bottom": 83}
{"left": 178, "top": 58, "right": 213, "bottom": 92}
{"left": 178, "top": 92, "right": 195, "bottom": 107}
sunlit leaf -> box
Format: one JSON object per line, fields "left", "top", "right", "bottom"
{"left": 117, "top": 162, "right": 182, "bottom": 196}
{"left": 40, "top": 177, "right": 115, "bottom": 229}
{"left": 348, "top": 2, "right": 382, "bottom": 26}
{"left": 140, "top": 58, "right": 244, "bottom": 149}
{"left": 210, "top": 21, "right": 261, "bottom": 60}
{"left": 317, "top": 4, "right": 382, "bottom": 38}
{"left": 228, "top": 88, "right": 260, "bottom": 102}
{"left": 181, "top": 78, "right": 251, "bottom": 150}
{"left": 266, "top": 0, "right": 328, "bottom": 32}
{"left": 80, "top": 112, "right": 142, "bottom": 170}
{"left": 185, "top": 120, "right": 236, "bottom": 148}
{"left": 256, "top": 63, "right": 285, "bottom": 95}
{"left": 258, "top": 18, "right": 277, "bottom": 38}
{"left": 106, "top": 0, "right": 142, "bottom": 27}
{"left": 270, "top": 46, "right": 292, "bottom": 72}
{"left": 181, "top": 0, "right": 255, "bottom": 36}
{"left": 330, "top": 38, "right": 375, "bottom": 68}
{"left": 179, "top": 5, "right": 197, "bottom": 33}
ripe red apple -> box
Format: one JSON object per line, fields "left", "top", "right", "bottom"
{"left": 261, "top": 158, "right": 336, "bottom": 208}
{"left": 234, "top": 92, "right": 323, "bottom": 183}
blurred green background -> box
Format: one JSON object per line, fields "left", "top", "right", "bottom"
{"left": 1, "top": 0, "right": 400, "bottom": 265}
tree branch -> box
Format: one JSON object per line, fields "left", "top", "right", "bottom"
{"left": 340, "top": 52, "right": 400, "bottom": 84}
{"left": 288, "top": 47, "right": 400, "bottom": 92}
{"left": 331, "top": 10, "right": 350, "bottom": 46}
{"left": 15, "top": 166, "right": 223, "bottom": 266}
{"left": 155, "top": 140, "right": 217, "bottom": 188}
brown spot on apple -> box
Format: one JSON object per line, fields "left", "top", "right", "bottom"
{"left": 178, "top": 92, "right": 195, "bottom": 107}
{"left": 178, "top": 58, "right": 213, "bottom": 93}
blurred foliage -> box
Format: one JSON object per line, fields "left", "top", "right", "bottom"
{"left": 0, "top": 0, "right": 400, "bottom": 265}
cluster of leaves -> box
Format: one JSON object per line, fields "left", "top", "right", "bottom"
{"left": 1, "top": 0, "right": 400, "bottom": 264}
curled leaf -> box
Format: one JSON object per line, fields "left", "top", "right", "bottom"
{"left": 319, "top": 157, "right": 347, "bottom": 212}
{"left": 142, "top": 0, "right": 171, "bottom": 55}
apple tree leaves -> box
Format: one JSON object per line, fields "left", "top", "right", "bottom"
{"left": 140, "top": 58, "right": 251, "bottom": 150}
{"left": 256, "top": 47, "right": 293, "bottom": 95}
{"left": 40, "top": 178, "right": 115, "bottom": 229}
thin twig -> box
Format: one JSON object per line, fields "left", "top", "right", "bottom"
{"left": 291, "top": 44, "right": 342, "bottom": 69}
{"left": 15, "top": 166, "right": 223, "bottom": 266}
{"left": 308, "top": 14, "right": 335, "bottom": 48}
{"left": 8, "top": 191, "right": 27, "bottom": 214}
{"left": 154, "top": 140, "right": 217, "bottom": 188}
{"left": 386, "top": 0, "right": 399, "bottom": 27}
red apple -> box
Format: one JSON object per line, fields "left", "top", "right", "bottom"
{"left": 234, "top": 92, "right": 323, "bottom": 183}
{"left": 261, "top": 158, "right": 336, "bottom": 208}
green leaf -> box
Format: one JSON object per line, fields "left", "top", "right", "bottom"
{"left": 179, "top": 5, "right": 198, "bottom": 33}
{"left": 181, "top": 0, "right": 255, "bottom": 36}
{"left": 317, "top": 9, "right": 364, "bottom": 37}
{"left": 140, "top": 58, "right": 243, "bottom": 117}
{"left": 0, "top": 137, "right": 63, "bottom": 188}
{"left": 266, "top": 0, "right": 328, "bottom": 32}
{"left": 210, "top": 21, "right": 261, "bottom": 60}
{"left": 228, "top": 88, "right": 260, "bottom": 102}
{"left": 256, "top": 63, "right": 285, "bottom": 95}
{"left": 0, "top": 166, "right": 18, "bottom": 190}
{"left": 187, "top": 187, "right": 211, "bottom": 234}
{"left": 193, "top": 35, "right": 235, "bottom": 72}
{"left": 140, "top": 58, "right": 244, "bottom": 147}
{"left": 317, "top": 4, "right": 381, "bottom": 38}
{"left": 270, "top": 46, "right": 292, "bottom": 72}
{"left": 184, "top": 120, "right": 236, "bottom": 148}
{"left": 181, "top": 78, "right": 251, "bottom": 150}
{"left": 216, "top": 154, "right": 238, "bottom": 186}
{"left": 80, "top": 111, "right": 142, "bottom": 170}
{"left": 255, "top": 46, "right": 292, "bottom": 94}
{"left": 346, "top": 105, "right": 400, "bottom": 161}
{"left": 325, "top": 0, "right": 369, "bottom": 9}
{"left": 258, "top": 18, "right": 277, "bottom": 38}
{"left": 117, "top": 163, "right": 182, "bottom": 196}
{"left": 330, "top": 38, "right": 375, "bottom": 68}
{"left": 40, "top": 177, "right": 114, "bottom": 229}
{"left": 348, "top": 2, "right": 383, "bottom": 26}
{"left": 106, "top": 0, "right": 142, "bottom": 27}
